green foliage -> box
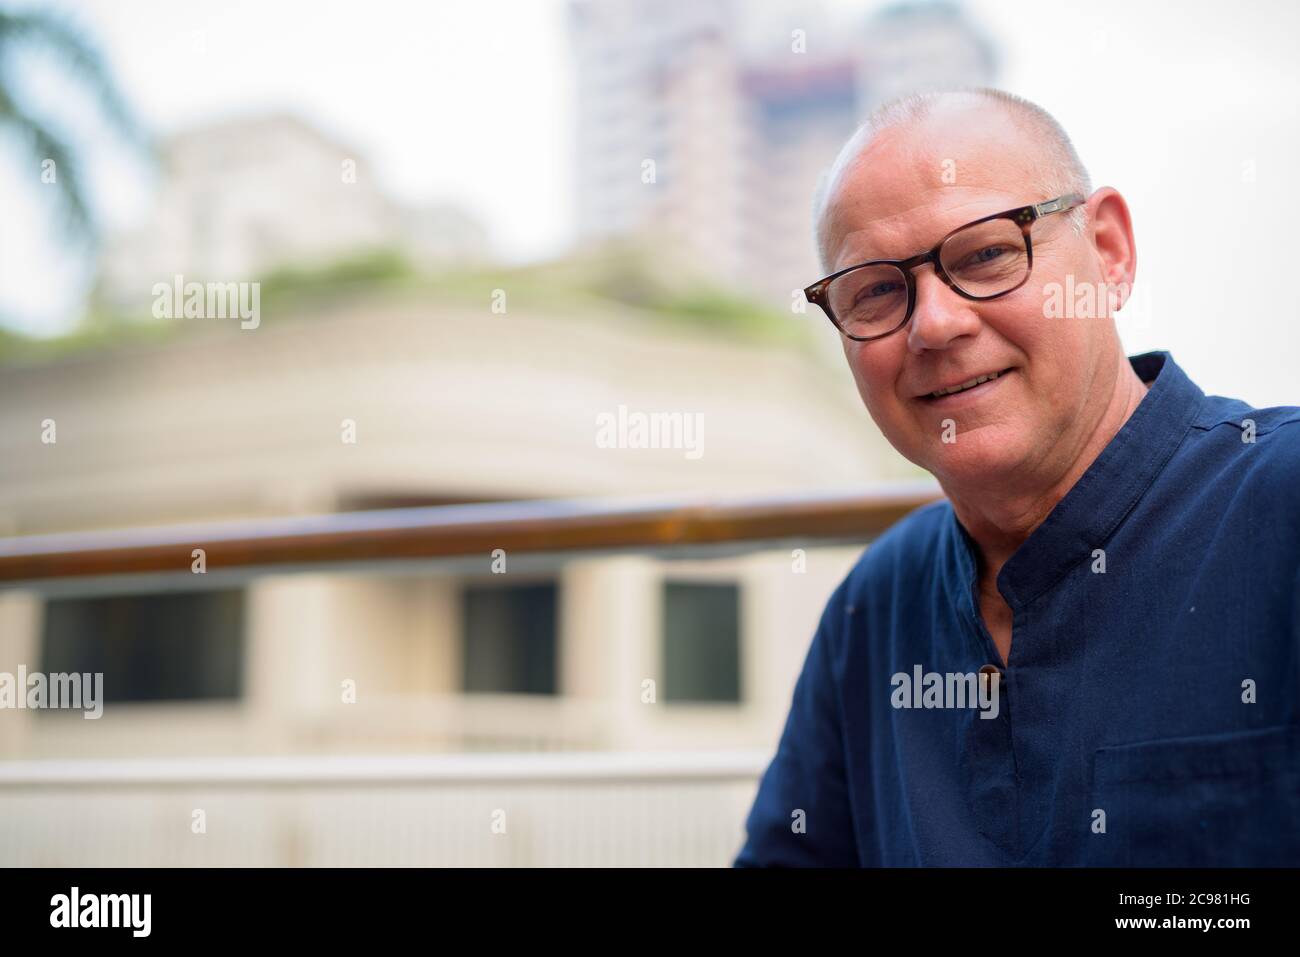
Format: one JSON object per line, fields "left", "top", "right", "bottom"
{"left": 0, "top": 244, "right": 814, "bottom": 366}
{"left": 0, "top": 308, "right": 174, "bottom": 367}
{"left": 256, "top": 248, "right": 418, "bottom": 312}
{"left": 422, "top": 242, "right": 810, "bottom": 347}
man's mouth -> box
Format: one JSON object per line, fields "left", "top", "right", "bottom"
{"left": 920, "top": 368, "right": 1015, "bottom": 401}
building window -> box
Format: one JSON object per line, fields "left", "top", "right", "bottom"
{"left": 40, "top": 589, "right": 245, "bottom": 704}
{"left": 662, "top": 581, "right": 741, "bottom": 704}
{"left": 460, "top": 582, "right": 558, "bottom": 695}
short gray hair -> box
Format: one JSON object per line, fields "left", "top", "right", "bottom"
{"left": 812, "top": 87, "right": 1091, "bottom": 273}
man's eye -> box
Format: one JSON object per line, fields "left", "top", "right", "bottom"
{"left": 860, "top": 281, "right": 901, "bottom": 300}
{"left": 964, "top": 245, "right": 1007, "bottom": 266}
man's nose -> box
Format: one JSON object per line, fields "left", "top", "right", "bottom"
{"left": 905, "top": 268, "right": 982, "bottom": 354}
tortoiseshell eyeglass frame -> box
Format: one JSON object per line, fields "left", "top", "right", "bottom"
{"left": 804, "top": 192, "right": 1087, "bottom": 342}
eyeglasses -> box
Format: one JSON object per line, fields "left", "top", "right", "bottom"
{"left": 804, "top": 193, "right": 1086, "bottom": 342}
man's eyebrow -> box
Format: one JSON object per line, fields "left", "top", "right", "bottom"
{"left": 833, "top": 214, "right": 924, "bottom": 269}
{"left": 834, "top": 235, "right": 892, "bottom": 270}
{"left": 834, "top": 200, "right": 1019, "bottom": 270}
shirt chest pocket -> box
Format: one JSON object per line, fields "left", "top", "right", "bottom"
{"left": 1087, "top": 724, "right": 1300, "bottom": 867}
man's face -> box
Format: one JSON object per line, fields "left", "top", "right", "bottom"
{"left": 821, "top": 105, "right": 1121, "bottom": 489}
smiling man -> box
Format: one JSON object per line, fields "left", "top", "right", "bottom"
{"left": 734, "top": 88, "right": 1300, "bottom": 866}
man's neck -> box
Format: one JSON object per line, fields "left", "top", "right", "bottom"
{"left": 945, "top": 353, "right": 1151, "bottom": 590}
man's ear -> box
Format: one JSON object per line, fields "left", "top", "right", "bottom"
{"left": 1086, "top": 187, "right": 1137, "bottom": 313}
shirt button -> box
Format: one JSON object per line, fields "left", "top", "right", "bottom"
{"left": 979, "top": 663, "right": 1003, "bottom": 693}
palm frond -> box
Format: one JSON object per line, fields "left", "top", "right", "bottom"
{"left": 0, "top": 8, "right": 143, "bottom": 145}
{"left": 0, "top": 8, "right": 147, "bottom": 243}
{"left": 0, "top": 81, "right": 91, "bottom": 239}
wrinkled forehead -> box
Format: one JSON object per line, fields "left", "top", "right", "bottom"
{"left": 822, "top": 107, "right": 1048, "bottom": 271}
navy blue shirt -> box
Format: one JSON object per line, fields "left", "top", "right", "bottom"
{"left": 735, "top": 352, "right": 1300, "bottom": 866}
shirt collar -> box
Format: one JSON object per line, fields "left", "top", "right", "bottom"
{"left": 950, "top": 351, "right": 1205, "bottom": 610}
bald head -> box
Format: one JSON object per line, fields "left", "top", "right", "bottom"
{"left": 813, "top": 88, "right": 1091, "bottom": 274}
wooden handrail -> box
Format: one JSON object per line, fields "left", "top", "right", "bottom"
{"left": 0, "top": 483, "right": 942, "bottom": 584}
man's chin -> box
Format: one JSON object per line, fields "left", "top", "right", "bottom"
{"left": 913, "top": 426, "right": 1030, "bottom": 487}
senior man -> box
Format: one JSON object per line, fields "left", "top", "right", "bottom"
{"left": 734, "top": 88, "right": 1300, "bottom": 867}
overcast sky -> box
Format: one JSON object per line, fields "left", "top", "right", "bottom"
{"left": 1, "top": 0, "right": 1298, "bottom": 405}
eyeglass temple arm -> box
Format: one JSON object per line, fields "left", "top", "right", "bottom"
{"left": 1034, "top": 193, "right": 1086, "bottom": 217}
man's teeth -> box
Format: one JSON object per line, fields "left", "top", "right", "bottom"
{"left": 930, "top": 370, "right": 1001, "bottom": 398}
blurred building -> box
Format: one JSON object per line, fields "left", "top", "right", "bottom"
{"left": 856, "top": 2, "right": 998, "bottom": 112}
{"left": 569, "top": 0, "right": 997, "bottom": 307}
{"left": 1, "top": 91, "right": 924, "bottom": 771}
{"left": 98, "top": 113, "right": 490, "bottom": 308}
{"left": 0, "top": 286, "right": 910, "bottom": 862}
{"left": 0, "top": 278, "right": 918, "bottom": 767}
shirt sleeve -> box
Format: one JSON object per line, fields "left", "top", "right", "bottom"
{"left": 732, "top": 578, "right": 860, "bottom": 866}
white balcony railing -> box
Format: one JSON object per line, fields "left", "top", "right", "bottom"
{"left": 0, "top": 751, "right": 768, "bottom": 867}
